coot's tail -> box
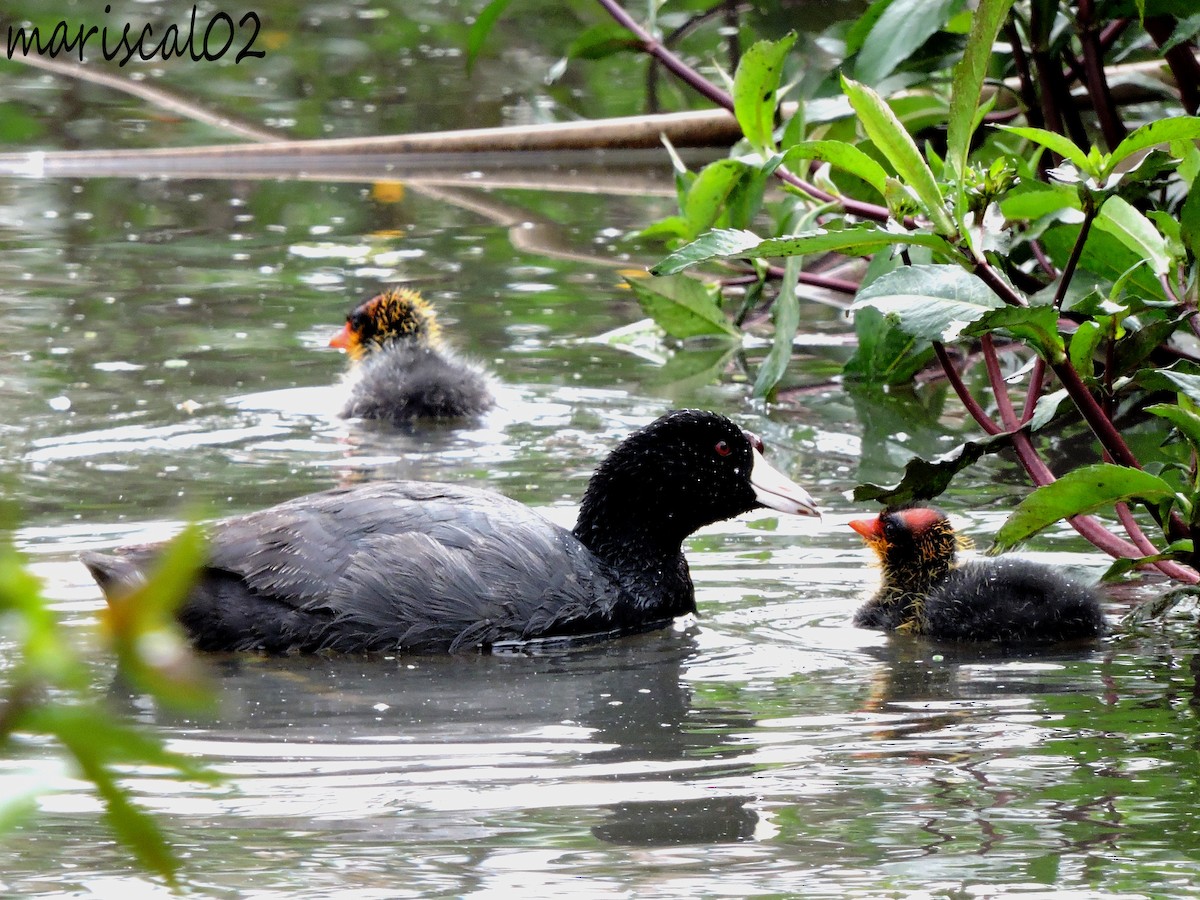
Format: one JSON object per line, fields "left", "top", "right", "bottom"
{"left": 80, "top": 551, "right": 146, "bottom": 599}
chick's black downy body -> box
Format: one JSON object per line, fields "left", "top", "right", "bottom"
{"left": 83, "top": 410, "right": 820, "bottom": 654}
{"left": 850, "top": 506, "right": 1105, "bottom": 644}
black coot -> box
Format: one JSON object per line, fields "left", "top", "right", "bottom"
{"left": 849, "top": 505, "right": 1105, "bottom": 643}
{"left": 83, "top": 410, "right": 819, "bottom": 654}
{"left": 330, "top": 287, "right": 493, "bottom": 423}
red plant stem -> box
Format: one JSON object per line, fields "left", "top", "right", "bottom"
{"left": 1004, "top": 21, "right": 1043, "bottom": 128}
{"left": 1116, "top": 502, "right": 1163, "bottom": 557}
{"left": 1076, "top": 0, "right": 1127, "bottom": 149}
{"left": 1145, "top": 15, "right": 1200, "bottom": 114}
{"left": 1020, "top": 358, "right": 1046, "bottom": 423}
{"left": 1030, "top": 239, "right": 1057, "bottom": 278}
{"left": 765, "top": 263, "right": 858, "bottom": 294}
{"left": 1054, "top": 198, "right": 1096, "bottom": 308}
{"left": 594, "top": 0, "right": 733, "bottom": 109}
{"left": 934, "top": 342, "right": 1002, "bottom": 435}
{"left": 982, "top": 336, "right": 1020, "bottom": 429}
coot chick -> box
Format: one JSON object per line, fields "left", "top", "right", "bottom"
{"left": 330, "top": 287, "right": 494, "bottom": 424}
{"left": 848, "top": 505, "right": 1105, "bottom": 644}
{"left": 82, "top": 410, "right": 819, "bottom": 654}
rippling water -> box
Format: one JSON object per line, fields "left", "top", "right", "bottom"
{"left": 3, "top": 1, "right": 1200, "bottom": 897}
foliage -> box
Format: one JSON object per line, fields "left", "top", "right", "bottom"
{"left": 590, "top": 0, "right": 1200, "bottom": 583}
{"left": 0, "top": 524, "right": 216, "bottom": 884}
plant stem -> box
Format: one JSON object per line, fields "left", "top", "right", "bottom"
{"left": 1021, "top": 357, "right": 1046, "bottom": 422}
{"left": 934, "top": 342, "right": 1002, "bottom": 435}
{"left": 1077, "top": 0, "right": 1127, "bottom": 149}
{"left": 594, "top": 0, "right": 734, "bottom": 109}
{"left": 1053, "top": 197, "right": 1096, "bottom": 308}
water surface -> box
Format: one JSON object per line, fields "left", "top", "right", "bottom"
{"left": 2, "top": 2, "right": 1200, "bottom": 897}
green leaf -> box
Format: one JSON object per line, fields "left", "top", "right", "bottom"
{"left": 683, "top": 160, "right": 754, "bottom": 240}
{"left": 465, "top": 0, "right": 514, "bottom": 75}
{"left": 998, "top": 181, "right": 1081, "bottom": 220}
{"left": 1039, "top": 224, "right": 1168, "bottom": 303}
{"left": 1069, "top": 320, "right": 1102, "bottom": 381}
{"left": 1148, "top": 401, "right": 1200, "bottom": 452}
{"left": 651, "top": 225, "right": 955, "bottom": 275}
{"left": 733, "top": 33, "right": 797, "bottom": 154}
{"left": 843, "top": 304, "right": 936, "bottom": 384}
{"left": 993, "top": 464, "right": 1178, "bottom": 551}
{"left": 946, "top": 0, "right": 1016, "bottom": 179}
{"left": 853, "top": 432, "right": 1011, "bottom": 505}
{"left": 998, "top": 125, "right": 1095, "bottom": 176}
{"left": 966, "top": 305, "right": 1066, "bottom": 362}
{"left": 753, "top": 256, "right": 802, "bottom": 399}
{"left": 1181, "top": 169, "right": 1200, "bottom": 261}
{"left": 846, "top": 0, "right": 895, "bottom": 56}
{"left": 1157, "top": 370, "right": 1200, "bottom": 406}
{"left": 855, "top": 0, "right": 965, "bottom": 84}
{"left": 1103, "top": 546, "right": 1192, "bottom": 583}
{"left": 1094, "top": 196, "right": 1174, "bottom": 276}
{"left": 842, "top": 76, "right": 955, "bottom": 235}
{"left": 102, "top": 523, "right": 212, "bottom": 711}
{"left": 851, "top": 263, "right": 1006, "bottom": 342}
{"left": 1028, "top": 388, "right": 1068, "bottom": 431}
{"left": 626, "top": 275, "right": 740, "bottom": 340}
{"left": 780, "top": 141, "right": 890, "bottom": 197}
{"left": 1106, "top": 116, "right": 1200, "bottom": 173}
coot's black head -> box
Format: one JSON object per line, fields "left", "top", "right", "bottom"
{"left": 329, "top": 287, "right": 441, "bottom": 361}
{"left": 573, "top": 410, "right": 819, "bottom": 558}
{"left": 849, "top": 505, "right": 959, "bottom": 589}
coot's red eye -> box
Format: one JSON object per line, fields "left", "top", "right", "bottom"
{"left": 715, "top": 440, "right": 732, "bottom": 457}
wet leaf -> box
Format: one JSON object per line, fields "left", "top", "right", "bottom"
{"left": 1147, "top": 401, "right": 1200, "bottom": 452}
{"left": 1095, "top": 196, "right": 1173, "bottom": 276}
{"left": 780, "top": 141, "right": 890, "bottom": 197}
{"left": 966, "top": 304, "right": 1065, "bottom": 361}
{"left": 999, "top": 125, "right": 1094, "bottom": 175}
{"left": 852, "top": 263, "right": 1006, "bottom": 342}
{"left": 1107, "top": 116, "right": 1200, "bottom": 173}
{"left": 842, "top": 75, "right": 955, "bottom": 235}
{"left": 626, "top": 276, "right": 740, "bottom": 340}
{"left": 993, "top": 464, "right": 1178, "bottom": 552}
{"left": 843, "top": 304, "right": 935, "bottom": 384}
{"left": 998, "top": 181, "right": 1081, "bottom": 220}
{"left": 683, "top": 159, "right": 755, "bottom": 239}
{"left": 733, "top": 33, "right": 797, "bottom": 154}
{"left": 1069, "top": 320, "right": 1102, "bottom": 381}
{"left": 946, "top": 0, "right": 1014, "bottom": 178}
{"left": 853, "top": 432, "right": 1011, "bottom": 505}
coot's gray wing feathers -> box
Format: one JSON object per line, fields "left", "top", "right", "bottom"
{"left": 177, "top": 481, "right": 627, "bottom": 653}
{"left": 325, "top": 525, "right": 623, "bottom": 652}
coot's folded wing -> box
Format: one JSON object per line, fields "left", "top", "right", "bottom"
{"left": 172, "top": 481, "right": 624, "bottom": 652}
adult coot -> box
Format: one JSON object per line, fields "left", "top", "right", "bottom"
{"left": 83, "top": 410, "right": 819, "bottom": 654}
{"left": 330, "top": 287, "right": 494, "bottom": 423}
{"left": 848, "top": 505, "right": 1105, "bottom": 643}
